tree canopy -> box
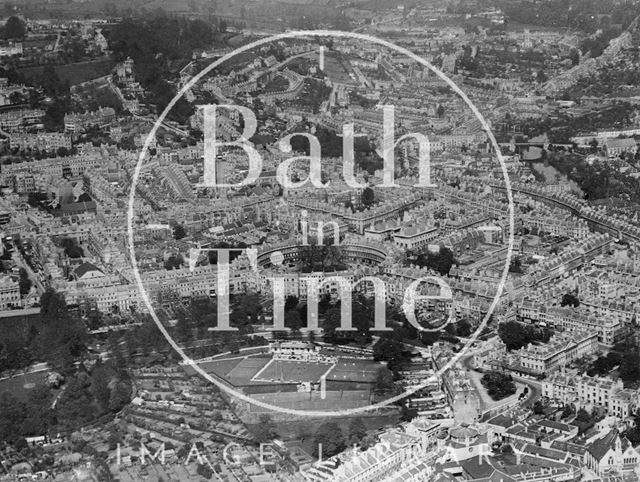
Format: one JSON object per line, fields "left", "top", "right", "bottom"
{"left": 481, "top": 371, "right": 516, "bottom": 401}
{"left": 3, "top": 16, "right": 25, "bottom": 40}
{"left": 108, "top": 16, "right": 217, "bottom": 123}
{"left": 409, "top": 247, "right": 456, "bottom": 275}
{"left": 61, "top": 238, "right": 84, "bottom": 259}
{"left": 619, "top": 351, "right": 640, "bottom": 384}
{"left": 253, "top": 414, "right": 277, "bottom": 443}
{"left": 0, "top": 289, "right": 132, "bottom": 444}
{"left": 560, "top": 293, "right": 580, "bottom": 307}
{"left": 348, "top": 417, "right": 367, "bottom": 446}
{"left": 497, "top": 320, "right": 552, "bottom": 351}
{"left": 313, "top": 422, "right": 346, "bottom": 458}
{"left": 173, "top": 224, "right": 186, "bottom": 240}
{"left": 361, "top": 187, "right": 375, "bottom": 206}
{"left": 373, "top": 366, "right": 395, "bottom": 395}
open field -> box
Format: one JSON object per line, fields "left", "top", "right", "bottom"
{"left": 18, "top": 58, "right": 115, "bottom": 86}
{"left": 273, "top": 412, "right": 401, "bottom": 440}
{"left": 190, "top": 355, "right": 271, "bottom": 385}
{"left": 192, "top": 355, "right": 334, "bottom": 386}
{"left": 0, "top": 310, "right": 41, "bottom": 327}
{"left": 323, "top": 55, "right": 354, "bottom": 84}
{"left": 0, "top": 370, "right": 50, "bottom": 402}
{"left": 17, "top": 0, "right": 211, "bottom": 18}
{"left": 0, "top": 312, "right": 44, "bottom": 361}
{"left": 327, "top": 359, "right": 380, "bottom": 383}
{"left": 248, "top": 412, "right": 401, "bottom": 456}
{"left": 228, "top": 357, "right": 272, "bottom": 383}
{"left": 200, "top": 50, "right": 257, "bottom": 75}
{"left": 254, "top": 359, "right": 332, "bottom": 383}
{"left": 191, "top": 352, "right": 382, "bottom": 387}
{"left": 247, "top": 390, "right": 371, "bottom": 412}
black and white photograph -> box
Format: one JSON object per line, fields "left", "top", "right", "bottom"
{"left": 0, "top": 0, "right": 639, "bottom": 480}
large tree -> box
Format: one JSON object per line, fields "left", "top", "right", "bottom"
{"left": 623, "top": 411, "right": 640, "bottom": 445}
{"left": 0, "top": 393, "right": 25, "bottom": 443}
{"left": 361, "top": 187, "right": 375, "bottom": 206}
{"left": 455, "top": 318, "right": 472, "bottom": 337}
{"left": 39, "top": 289, "right": 87, "bottom": 373}
{"left": 619, "top": 352, "right": 640, "bottom": 384}
{"left": 173, "top": 224, "right": 186, "bottom": 240}
{"left": 348, "top": 417, "right": 367, "bottom": 446}
{"left": 497, "top": 320, "right": 552, "bottom": 351}
{"left": 18, "top": 268, "right": 31, "bottom": 295}
{"left": 560, "top": 293, "right": 580, "bottom": 307}
{"left": 40, "top": 288, "right": 67, "bottom": 321}
{"left": 373, "top": 367, "right": 395, "bottom": 395}
{"left": 373, "top": 339, "right": 409, "bottom": 373}
{"left": 322, "top": 307, "right": 341, "bottom": 343}
{"left": 253, "top": 414, "right": 277, "bottom": 443}
{"left": 481, "top": 371, "right": 516, "bottom": 400}
{"left": 91, "top": 362, "right": 113, "bottom": 413}
{"left": 411, "top": 247, "right": 456, "bottom": 275}
{"left": 284, "top": 310, "right": 302, "bottom": 332}
{"left": 313, "top": 422, "right": 346, "bottom": 458}
{"left": 107, "top": 16, "right": 216, "bottom": 123}
{"left": 4, "top": 16, "right": 25, "bottom": 39}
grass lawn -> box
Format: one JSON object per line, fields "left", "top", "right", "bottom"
{"left": 19, "top": 58, "right": 115, "bottom": 86}
{"left": 323, "top": 55, "right": 353, "bottom": 84}
{"left": 0, "top": 370, "right": 50, "bottom": 402}
{"left": 254, "top": 360, "right": 332, "bottom": 383}
{"left": 264, "top": 412, "right": 401, "bottom": 456}
{"left": 263, "top": 74, "right": 290, "bottom": 92}
{"left": 200, "top": 50, "right": 255, "bottom": 75}
{"left": 0, "top": 311, "right": 44, "bottom": 353}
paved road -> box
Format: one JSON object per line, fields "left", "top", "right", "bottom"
{"left": 461, "top": 352, "right": 542, "bottom": 412}
{"left": 12, "top": 248, "right": 44, "bottom": 296}
{"left": 511, "top": 373, "right": 542, "bottom": 408}
{"left": 269, "top": 50, "right": 317, "bottom": 73}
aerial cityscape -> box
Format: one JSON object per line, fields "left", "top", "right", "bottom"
{"left": 0, "top": 0, "right": 640, "bottom": 480}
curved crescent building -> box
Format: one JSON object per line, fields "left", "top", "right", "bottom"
{"left": 256, "top": 234, "right": 389, "bottom": 269}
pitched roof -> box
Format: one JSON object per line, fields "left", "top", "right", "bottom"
{"left": 487, "top": 414, "right": 518, "bottom": 429}
{"left": 488, "top": 469, "right": 517, "bottom": 482}
{"left": 74, "top": 262, "right": 103, "bottom": 278}
{"left": 537, "top": 419, "right": 575, "bottom": 433}
{"left": 587, "top": 430, "right": 619, "bottom": 461}
{"left": 604, "top": 137, "right": 636, "bottom": 149}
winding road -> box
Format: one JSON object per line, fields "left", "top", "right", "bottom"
{"left": 460, "top": 351, "right": 541, "bottom": 414}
